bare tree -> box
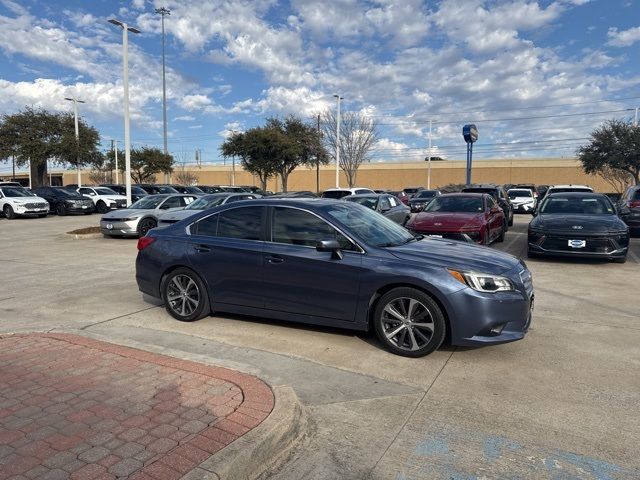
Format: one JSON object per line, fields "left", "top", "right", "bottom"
{"left": 321, "top": 110, "right": 378, "bottom": 187}
{"left": 174, "top": 169, "right": 198, "bottom": 185}
{"left": 591, "top": 166, "right": 634, "bottom": 194}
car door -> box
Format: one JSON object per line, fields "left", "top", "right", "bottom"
{"left": 78, "top": 187, "right": 95, "bottom": 202}
{"left": 261, "top": 206, "right": 363, "bottom": 321}
{"left": 187, "top": 206, "right": 266, "bottom": 308}
{"left": 158, "top": 196, "right": 185, "bottom": 213}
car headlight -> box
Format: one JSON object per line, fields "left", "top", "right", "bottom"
{"left": 448, "top": 269, "right": 515, "bottom": 293}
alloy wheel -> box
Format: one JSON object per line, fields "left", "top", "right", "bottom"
{"left": 166, "top": 274, "right": 200, "bottom": 318}
{"left": 380, "top": 297, "right": 434, "bottom": 352}
{"left": 138, "top": 218, "right": 156, "bottom": 236}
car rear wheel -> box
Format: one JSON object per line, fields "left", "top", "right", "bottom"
{"left": 56, "top": 203, "right": 67, "bottom": 216}
{"left": 162, "top": 268, "right": 210, "bottom": 322}
{"left": 137, "top": 217, "right": 157, "bottom": 237}
{"left": 373, "top": 288, "right": 446, "bottom": 357}
{"left": 4, "top": 205, "right": 15, "bottom": 219}
{"left": 96, "top": 201, "right": 108, "bottom": 214}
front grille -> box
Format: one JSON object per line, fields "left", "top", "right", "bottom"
{"left": 541, "top": 234, "right": 613, "bottom": 253}
{"left": 24, "top": 202, "right": 47, "bottom": 209}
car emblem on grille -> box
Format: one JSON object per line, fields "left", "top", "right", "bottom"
{"left": 434, "top": 222, "right": 442, "bottom": 226}
{"left": 572, "top": 225, "right": 583, "bottom": 230}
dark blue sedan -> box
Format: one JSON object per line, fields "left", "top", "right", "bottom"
{"left": 135, "top": 199, "right": 534, "bottom": 357}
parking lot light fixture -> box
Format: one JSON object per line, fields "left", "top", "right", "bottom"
{"left": 108, "top": 18, "right": 140, "bottom": 206}
{"left": 334, "top": 94, "right": 343, "bottom": 188}
{"left": 64, "top": 97, "right": 85, "bottom": 188}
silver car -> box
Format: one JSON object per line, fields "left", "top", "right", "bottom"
{"left": 100, "top": 194, "right": 198, "bottom": 237}
{"left": 156, "top": 193, "right": 260, "bottom": 228}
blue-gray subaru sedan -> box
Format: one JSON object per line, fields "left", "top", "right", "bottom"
{"left": 136, "top": 199, "right": 534, "bottom": 357}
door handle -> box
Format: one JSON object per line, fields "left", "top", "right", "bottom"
{"left": 265, "top": 255, "right": 284, "bottom": 264}
{"left": 194, "top": 244, "right": 211, "bottom": 253}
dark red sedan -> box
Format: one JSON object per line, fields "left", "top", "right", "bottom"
{"left": 406, "top": 193, "right": 506, "bottom": 245}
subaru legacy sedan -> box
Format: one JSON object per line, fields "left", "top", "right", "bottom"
{"left": 136, "top": 199, "right": 534, "bottom": 357}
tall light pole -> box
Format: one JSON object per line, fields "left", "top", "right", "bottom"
{"left": 111, "top": 139, "right": 119, "bottom": 184}
{"left": 333, "top": 94, "right": 343, "bottom": 188}
{"left": 109, "top": 18, "right": 140, "bottom": 206}
{"left": 155, "top": 7, "right": 170, "bottom": 184}
{"left": 64, "top": 97, "right": 85, "bottom": 187}
{"left": 427, "top": 119, "right": 432, "bottom": 189}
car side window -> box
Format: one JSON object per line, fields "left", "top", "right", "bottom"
{"left": 217, "top": 207, "right": 263, "bottom": 240}
{"left": 179, "top": 196, "right": 196, "bottom": 206}
{"left": 388, "top": 196, "right": 398, "bottom": 207}
{"left": 79, "top": 188, "right": 92, "bottom": 195}
{"left": 379, "top": 197, "right": 391, "bottom": 210}
{"left": 161, "top": 197, "right": 182, "bottom": 209}
{"left": 271, "top": 207, "right": 355, "bottom": 251}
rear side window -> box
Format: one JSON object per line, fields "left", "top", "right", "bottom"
{"left": 161, "top": 197, "right": 182, "bottom": 209}
{"left": 192, "top": 206, "right": 264, "bottom": 240}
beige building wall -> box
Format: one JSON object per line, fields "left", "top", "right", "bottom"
{"left": 48, "top": 157, "right": 616, "bottom": 192}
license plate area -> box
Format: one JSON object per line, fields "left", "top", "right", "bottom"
{"left": 568, "top": 239, "right": 586, "bottom": 248}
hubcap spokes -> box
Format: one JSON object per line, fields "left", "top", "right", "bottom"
{"left": 381, "top": 297, "right": 434, "bottom": 351}
{"left": 167, "top": 275, "right": 200, "bottom": 317}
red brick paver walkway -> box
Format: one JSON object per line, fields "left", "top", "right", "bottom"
{"left": 0, "top": 333, "right": 274, "bottom": 480}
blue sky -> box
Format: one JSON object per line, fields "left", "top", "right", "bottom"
{"left": 0, "top": 0, "right": 639, "bottom": 170}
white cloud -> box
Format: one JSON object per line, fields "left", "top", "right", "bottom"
{"left": 174, "top": 115, "right": 195, "bottom": 121}
{"left": 607, "top": 26, "right": 640, "bottom": 47}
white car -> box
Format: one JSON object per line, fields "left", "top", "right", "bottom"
{"left": 321, "top": 187, "right": 375, "bottom": 199}
{"left": 76, "top": 186, "right": 128, "bottom": 214}
{"left": 507, "top": 188, "right": 537, "bottom": 213}
{"left": 0, "top": 186, "right": 49, "bottom": 219}
{"left": 546, "top": 184, "right": 593, "bottom": 195}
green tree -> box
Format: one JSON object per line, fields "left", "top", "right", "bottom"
{"left": 0, "top": 107, "right": 101, "bottom": 187}
{"left": 116, "top": 147, "right": 174, "bottom": 184}
{"left": 577, "top": 119, "right": 640, "bottom": 185}
{"left": 221, "top": 129, "right": 279, "bottom": 191}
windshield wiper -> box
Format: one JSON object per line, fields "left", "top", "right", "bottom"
{"left": 402, "top": 234, "right": 423, "bottom": 244}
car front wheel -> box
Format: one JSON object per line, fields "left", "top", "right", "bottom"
{"left": 373, "top": 288, "right": 446, "bottom": 357}
{"left": 162, "top": 268, "right": 210, "bottom": 322}
{"left": 56, "top": 203, "right": 67, "bottom": 216}
{"left": 96, "top": 201, "right": 109, "bottom": 214}
{"left": 137, "top": 217, "right": 157, "bottom": 237}
{"left": 4, "top": 205, "right": 15, "bottom": 219}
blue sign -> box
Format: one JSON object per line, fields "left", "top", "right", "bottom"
{"left": 463, "top": 124, "right": 478, "bottom": 143}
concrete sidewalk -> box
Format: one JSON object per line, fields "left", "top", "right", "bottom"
{"left": 0, "top": 333, "right": 278, "bottom": 480}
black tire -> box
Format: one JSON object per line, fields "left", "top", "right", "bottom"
{"left": 612, "top": 256, "right": 627, "bottom": 264}
{"left": 137, "top": 217, "right": 157, "bottom": 237}
{"left": 496, "top": 222, "right": 506, "bottom": 243}
{"left": 4, "top": 205, "right": 15, "bottom": 219}
{"left": 96, "top": 201, "right": 108, "bottom": 214}
{"left": 508, "top": 211, "right": 514, "bottom": 227}
{"left": 373, "top": 287, "right": 446, "bottom": 357}
{"left": 56, "top": 203, "right": 67, "bottom": 216}
{"left": 162, "top": 268, "right": 210, "bottom": 322}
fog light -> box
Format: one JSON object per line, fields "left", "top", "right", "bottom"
{"left": 490, "top": 324, "right": 506, "bottom": 335}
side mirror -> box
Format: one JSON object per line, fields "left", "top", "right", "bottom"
{"left": 316, "top": 239, "right": 343, "bottom": 260}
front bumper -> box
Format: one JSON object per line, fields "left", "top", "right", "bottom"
{"left": 14, "top": 207, "right": 49, "bottom": 216}
{"left": 66, "top": 204, "right": 95, "bottom": 214}
{"left": 446, "top": 265, "right": 533, "bottom": 346}
{"left": 528, "top": 232, "right": 629, "bottom": 259}
{"left": 100, "top": 218, "right": 140, "bottom": 237}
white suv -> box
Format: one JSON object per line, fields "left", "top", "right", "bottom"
{"left": 76, "top": 186, "right": 128, "bottom": 213}
{"left": 546, "top": 185, "right": 593, "bottom": 195}
{"left": 0, "top": 186, "right": 49, "bottom": 219}
{"left": 321, "top": 187, "right": 375, "bottom": 199}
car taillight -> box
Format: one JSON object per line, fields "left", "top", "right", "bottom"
{"left": 137, "top": 236, "right": 156, "bottom": 251}
{"left": 628, "top": 200, "right": 640, "bottom": 208}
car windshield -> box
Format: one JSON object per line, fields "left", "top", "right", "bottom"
{"left": 130, "top": 196, "right": 165, "bottom": 209}
{"left": 53, "top": 189, "right": 77, "bottom": 197}
{"left": 1, "top": 187, "right": 34, "bottom": 197}
{"left": 404, "top": 188, "right": 421, "bottom": 194}
{"left": 322, "top": 190, "right": 351, "bottom": 199}
{"left": 463, "top": 188, "right": 497, "bottom": 198}
{"left": 325, "top": 203, "right": 415, "bottom": 247}
{"left": 415, "top": 191, "right": 437, "bottom": 199}
{"left": 94, "top": 187, "right": 117, "bottom": 195}
{"left": 540, "top": 196, "right": 613, "bottom": 215}
{"left": 508, "top": 189, "right": 532, "bottom": 199}
{"left": 183, "top": 186, "right": 204, "bottom": 193}
{"left": 345, "top": 196, "right": 378, "bottom": 210}
{"left": 185, "top": 196, "right": 226, "bottom": 210}
{"left": 423, "top": 196, "right": 484, "bottom": 213}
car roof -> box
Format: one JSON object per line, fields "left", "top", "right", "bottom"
{"left": 545, "top": 192, "right": 603, "bottom": 197}
{"left": 548, "top": 184, "right": 591, "bottom": 189}
{"left": 463, "top": 184, "right": 499, "bottom": 190}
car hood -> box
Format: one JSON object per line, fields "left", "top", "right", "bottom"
{"left": 388, "top": 237, "right": 520, "bottom": 275}
{"left": 10, "top": 196, "right": 48, "bottom": 204}
{"left": 102, "top": 208, "right": 151, "bottom": 219}
{"left": 158, "top": 210, "right": 199, "bottom": 222}
{"left": 510, "top": 196, "right": 534, "bottom": 203}
{"left": 101, "top": 195, "right": 127, "bottom": 201}
{"left": 533, "top": 214, "right": 626, "bottom": 233}
{"left": 410, "top": 212, "right": 485, "bottom": 229}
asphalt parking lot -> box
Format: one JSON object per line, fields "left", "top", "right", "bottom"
{"left": 1, "top": 214, "right": 639, "bottom": 479}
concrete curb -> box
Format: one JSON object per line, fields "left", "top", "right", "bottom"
{"left": 65, "top": 232, "right": 103, "bottom": 239}
{"left": 191, "top": 385, "right": 307, "bottom": 480}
